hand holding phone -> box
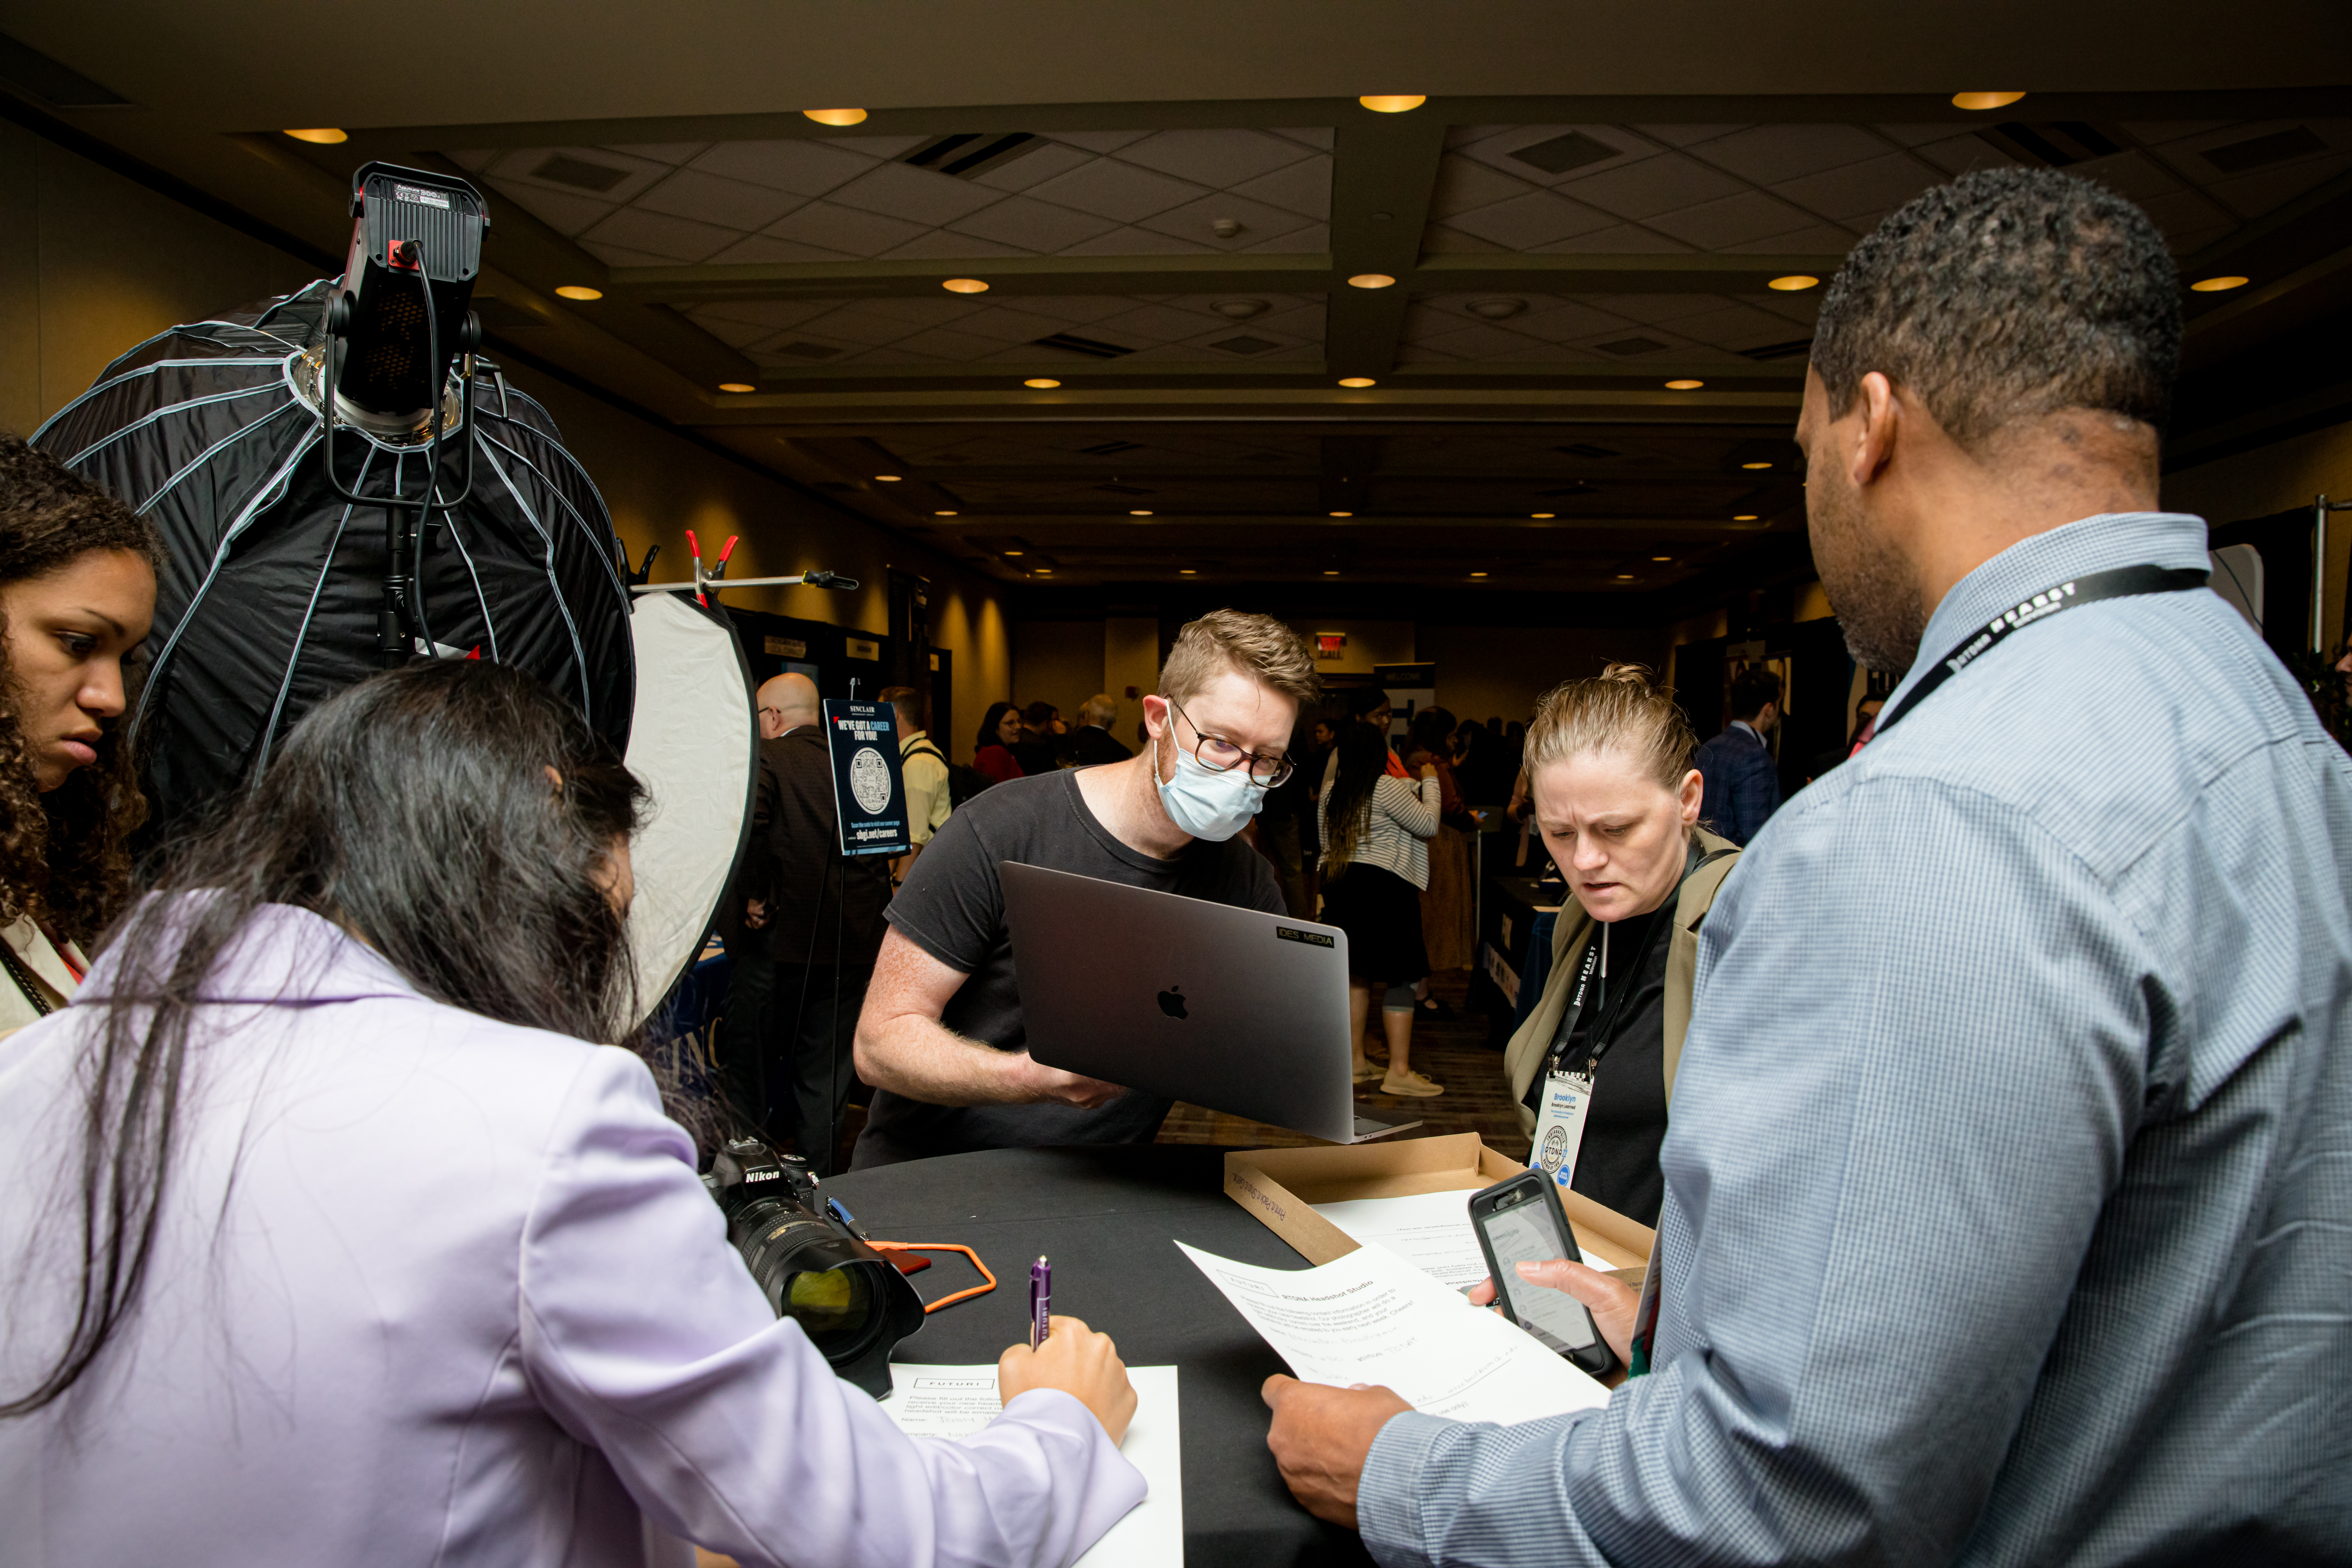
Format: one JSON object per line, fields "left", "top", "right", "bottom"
{"left": 1467, "top": 1171, "right": 1618, "bottom": 1377}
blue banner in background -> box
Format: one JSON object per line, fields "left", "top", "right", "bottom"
{"left": 823, "top": 699, "right": 911, "bottom": 858}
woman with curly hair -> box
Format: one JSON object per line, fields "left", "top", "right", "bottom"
{"left": 0, "top": 435, "right": 159, "bottom": 1034}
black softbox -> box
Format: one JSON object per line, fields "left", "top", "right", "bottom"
{"left": 34, "top": 278, "right": 635, "bottom": 834}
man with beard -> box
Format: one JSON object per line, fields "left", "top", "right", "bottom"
{"left": 1260, "top": 168, "right": 2352, "bottom": 1565}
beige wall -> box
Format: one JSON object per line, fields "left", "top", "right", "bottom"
{"left": 1010, "top": 619, "right": 1101, "bottom": 730}
{"left": 2165, "top": 419, "right": 2352, "bottom": 654}
{"left": 1102, "top": 616, "right": 1159, "bottom": 744}
{"left": 1288, "top": 617, "right": 1413, "bottom": 677}
{"left": 0, "top": 119, "right": 1014, "bottom": 760}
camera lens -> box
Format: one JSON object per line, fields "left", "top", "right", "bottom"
{"left": 783, "top": 1265, "right": 876, "bottom": 1353}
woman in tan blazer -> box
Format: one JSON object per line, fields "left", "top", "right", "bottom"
{"left": 0, "top": 436, "right": 160, "bottom": 1035}
{"left": 1502, "top": 664, "right": 1743, "bottom": 1227}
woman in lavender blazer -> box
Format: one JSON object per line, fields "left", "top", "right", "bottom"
{"left": 0, "top": 660, "right": 1142, "bottom": 1568}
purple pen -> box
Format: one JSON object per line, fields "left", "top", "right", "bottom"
{"left": 1029, "top": 1256, "right": 1052, "bottom": 1349}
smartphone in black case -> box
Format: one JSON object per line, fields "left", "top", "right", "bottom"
{"left": 1468, "top": 1170, "right": 1618, "bottom": 1378}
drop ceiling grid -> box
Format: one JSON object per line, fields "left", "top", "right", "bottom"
{"left": 456, "top": 128, "right": 1335, "bottom": 270}
{"left": 1397, "top": 289, "right": 1816, "bottom": 366}
{"left": 693, "top": 292, "right": 1326, "bottom": 368}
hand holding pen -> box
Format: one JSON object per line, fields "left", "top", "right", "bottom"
{"left": 997, "top": 1255, "right": 1139, "bottom": 1444}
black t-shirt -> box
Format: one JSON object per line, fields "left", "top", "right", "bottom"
{"left": 1526, "top": 902, "right": 1673, "bottom": 1228}
{"left": 853, "top": 769, "right": 1284, "bottom": 1166}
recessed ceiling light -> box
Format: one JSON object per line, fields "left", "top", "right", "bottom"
{"left": 1129, "top": 509, "right": 1153, "bottom": 516}
{"left": 1179, "top": 568, "right": 1197, "bottom": 575}
{"left": 1003, "top": 550, "right": 1024, "bottom": 556}
{"left": 1742, "top": 461, "right": 1773, "bottom": 469}
{"left": 1951, "top": 91, "right": 2027, "bottom": 111}
{"left": 284, "top": 128, "right": 348, "bottom": 144}
{"left": 1329, "top": 510, "right": 1354, "bottom": 517}
{"left": 1323, "top": 569, "right": 1340, "bottom": 575}
{"left": 1213, "top": 299, "right": 1269, "bottom": 318}
{"left": 1359, "top": 95, "right": 1427, "bottom": 113}
{"left": 1665, "top": 379, "right": 1704, "bottom": 391}
{"left": 2191, "top": 275, "right": 2249, "bottom": 293}
{"left": 718, "top": 382, "right": 756, "bottom": 393}
{"left": 1466, "top": 297, "right": 1527, "bottom": 320}
{"left": 1767, "top": 275, "right": 1819, "bottom": 292}
{"left": 1652, "top": 554, "right": 1673, "bottom": 561}
{"left": 554, "top": 285, "right": 603, "bottom": 301}
{"left": 1530, "top": 512, "right": 1555, "bottom": 519}
{"left": 1469, "top": 571, "right": 1488, "bottom": 578}
{"left": 1733, "top": 513, "right": 1760, "bottom": 521}
{"left": 803, "top": 108, "right": 869, "bottom": 126}
{"left": 1024, "top": 377, "right": 1061, "bottom": 388}
{"left": 934, "top": 510, "right": 958, "bottom": 516}
{"left": 1616, "top": 573, "right": 1637, "bottom": 581}
{"left": 874, "top": 474, "right": 902, "bottom": 482}
{"left": 1337, "top": 377, "right": 1377, "bottom": 388}
{"left": 942, "top": 278, "right": 989, "bottom": 294}
{"left": 1347, "top": 274, "right": 1396, "bottom": 289}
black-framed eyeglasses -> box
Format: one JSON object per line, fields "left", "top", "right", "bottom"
{"left": 1167, "top": 697, "right": 1294, "bottom": 787}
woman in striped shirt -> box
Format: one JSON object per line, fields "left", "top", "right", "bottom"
{"left": 1317, "top": 721, "right": 1446, "bottom": 1098}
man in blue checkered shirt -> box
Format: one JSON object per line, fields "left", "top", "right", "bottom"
{"left": 1263, "top": 168, "right": 2352, "bottom": 1566}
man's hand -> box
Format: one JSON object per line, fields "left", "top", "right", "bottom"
{"left": 999, "top": 1316, "right": 1137, "bottom": 1446}
{"left": 743, "top": 898, "right": 769, "bottom": 930}
{"left": 1468, "top": 1258, "right": 1640, "bottom": 1365}
{"left": 1009, "top": 1052, "right": 1129, "bottom": 1108}
{"left": 1261, "top": 1376, "right": 1413, "bottom": 1530}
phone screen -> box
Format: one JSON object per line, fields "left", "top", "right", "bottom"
{"left": 1482, "top": 1198, "right": 1598, "bottom": 1353}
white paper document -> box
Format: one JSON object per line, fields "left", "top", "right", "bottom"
{"left": 1311, "top": 1190, "right": 1493, "bottom": 1290}
{"left": 1175, "top": 1240, "right": 1610, "bottom": 1426}
{"left": 882, "top": 1364, "right": 1183, "bottom": 1568}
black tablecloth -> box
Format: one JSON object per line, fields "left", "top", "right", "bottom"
{"left": 825, "top": 1145, "right": 1373, "bottom": 1567}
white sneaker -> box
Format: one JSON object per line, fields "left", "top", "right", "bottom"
{"left": 1379, "top": 1069, "right": 1445, "bottom": 1098}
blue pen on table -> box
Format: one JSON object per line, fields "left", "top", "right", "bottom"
{"left": 1029, "top": 1256, "right": 1052, "bottom": 1348}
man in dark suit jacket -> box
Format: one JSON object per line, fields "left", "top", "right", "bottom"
{"left": 1694, "top": 665, "right": 1784, "bottom": 846}
{"left": 719, "top": 672, "right": 892, "bottom": 1174}
{"left": 1068, "top": 692, "right": 1134, "bottom": 766}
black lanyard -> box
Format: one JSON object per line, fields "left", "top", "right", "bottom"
{"left": 1536, "top": 845, "right": 1734, "bottom": 1088}
{"left": 1872, "top": 564, "right": 2207, "bottom": 739}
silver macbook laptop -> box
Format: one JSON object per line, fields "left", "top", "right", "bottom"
{"left": 1000, "top": 861, "right": 1416, "bottom": 1144}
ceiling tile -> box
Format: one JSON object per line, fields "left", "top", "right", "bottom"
{"left": 1871, "top": 122, "right": 1968, "bottom": 148}
{"left": 1135, "top": 191, "right": 1316, "bottom": 250}
{"left": 969, "top": 139, "right": 1097, "bottom": 192}
{"left": 692, "top": 299, "right": 840, "bottom": 331}
{"left": 993, "top": 294, "right": 1140, "bottom": 324}
{"left": 1054, "top": 224, "right": 1215, "bottom": 256}
{"left": 608, "top": 141, "right": 712, "bottom": 164}
{"left": 1504, "top": 298, "right": 1643, "bottom": 342}
{"left": 1584, "top": 293, "right": 1722, "bottom": 326}
{"left": 1457, "top": 125, "right": 1656, "bottom": 185}
{"left": 788, "top": 306, "right": 923, "bottom": 348}
{"left": 688, "top": 139, "right": 881, "bottom": 197}
{"left": 826, "top": 160, "right": 1008, "bottom": 225}
{"left": 880, "top": 231, "right": 1033, "bottom": 260}
{"left": 487, "top": 182, "right": 614, "bottom": 237}
{"left": 1721, "top": 222, "right": 1857, "bottom": 253}
{"left": 884, "top": 326, "right": 1020, "bottom": 362}
{"left": 1114, "top": 129, "right": 1311, "bottom": 189}
{"left": 1443, "top": 188, "right": 1621, "bottom": 249}
{"left": 1239, "top": 226, "right": 1330, "bottom": 253}
{"left": 1666, "top": 301, "right": 1816, "bottom": 351}
{"left": 1051, "top": 129, "right": 1156, "bottom": 155}
{"left": 1912, "top": 133, "right": 2019, "bottom": 178}
{"left": 1561, "top": 153, "right": 1748, "bottom": 219}
{"left": 821, "top": 134, "right": 932, "bottom": 159}
{"left": 2201, "top": 154, "right": 2352, "bottom": 222}
{"left": 450, "top": 149, "right": 495, "bottom": 172}
{"left": 1229, "top": 155, "right": 1333, "bottom": 219}
{"left": 1630, "top": 123, "right": 1754, "bottom": 148}
{"left": 2120, "top": 120, "right": 2238, "bottom": 147}
{"left": 1531, "top": 223, "right": 1695, "bottom": 253}
{"left": 944, "top": 304, "right": 1092, "bottom": 343}
{"left": 1410, "top": 322, "right": 1549, "bottom": 359}
{"left": 1273, "top": 127, "right": 1335, "bottom": 151}
{"left": 704, "top": 233, "right": 858, "bottom": 265}
{"left": 1689, "top": 123, "right": 1892, "bottom": 183}
{"left": 947, "top": 192, "right": 1123, "bottom": 251}
{"left": 1428, "top": 156, "right": 1542, "bottom": 219}
{"left": 763, "top": 200, "right": 932, "bottom": 257}
{"left": 634, "top": 168, "right": 804, "bottom": 232}
{"left": 488, "top": 145, "right": 672, "bottom": 205}
{"left": 687, "top": 313, "right": 770, "bottom": 348}
{"left": 1025, "top": 158, "right": 1213, "bottom": 223}
{"left": 576, "top": 239, "right": 691, "bottom": 268}
{"left": 1770, "top": 153, "right": 1944, "bottom": 220}
{"left": 1082, "top": 302, "right": 1230, "bottom": 345}
{"left": 1646, "top": 189, "right": 1823, "bottom": 249}
{"left": 1422, "top": 224, "right": 1511, "bottom": 253}
{"left": 579, "top": 206, "right": 740, "bottom": 263}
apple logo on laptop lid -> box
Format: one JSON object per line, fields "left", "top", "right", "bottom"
{"left": 1156, "top": 986, "right": 1188, "bottom": 1020}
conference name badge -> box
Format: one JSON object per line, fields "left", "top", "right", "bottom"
{"left": 1532, "top": 1069, "right": 1594, "bottom": 1194}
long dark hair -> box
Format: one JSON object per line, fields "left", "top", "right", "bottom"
{"left": 1321, "top": 722, "right": 1391, "bottom": 875}
{"left": 976, "top": 700, "right": 1015, "bottom": 754}
{"left": 1, "top": 659, "right": 646, "bottom": 1415}
{"left": 0, "top": 434, "right": 164, "bottom": 946}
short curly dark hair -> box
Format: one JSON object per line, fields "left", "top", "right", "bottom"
{"left": 1811, "top": 168, "right": 2182, "bottom": 450}
{"left": 0, "top": 434, "right": 164, "bottom": 945}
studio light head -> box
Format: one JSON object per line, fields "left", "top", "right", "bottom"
{"left": 331, "top": 162, "right": 489, "bottom": 418}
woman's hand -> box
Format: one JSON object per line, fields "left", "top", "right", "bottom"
{"left": 1468, "top": 1259, "right": 1640, "bottom": 1365}
{"left": 998, "top": 1316, "right": 1138, "bottom": 1445}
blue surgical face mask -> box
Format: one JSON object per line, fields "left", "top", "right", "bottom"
{"left": 1155, "top": 730, "right": 1266, "bottom": 842}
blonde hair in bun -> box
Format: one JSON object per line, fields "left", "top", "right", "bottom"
{"left": 1524, "top": 662, "right": 1699, "bottom": 794}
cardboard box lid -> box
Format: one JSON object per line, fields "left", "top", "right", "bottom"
{"left": 1224, "top": 1132, "right": 1656, "bottom": 1276}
